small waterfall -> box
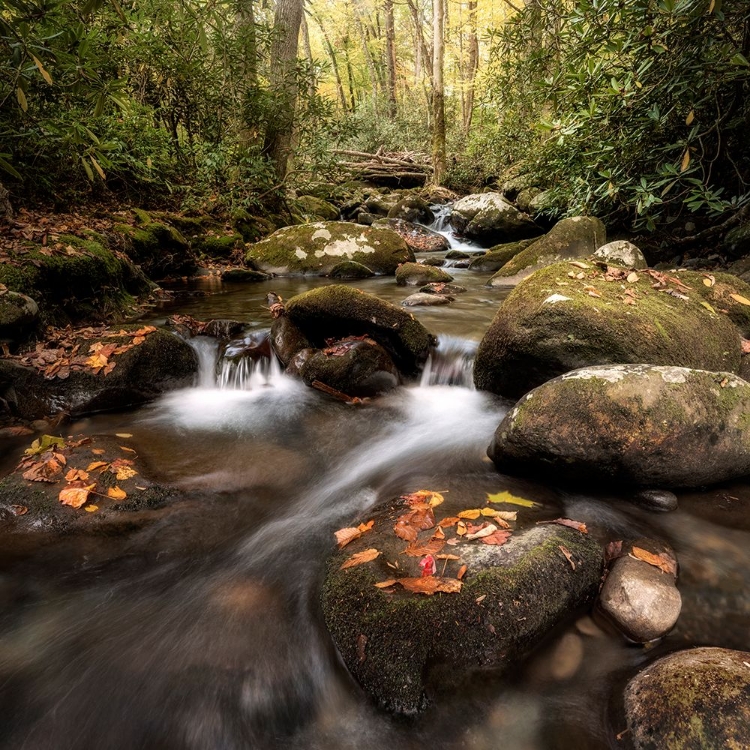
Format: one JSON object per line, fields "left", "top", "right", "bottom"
{"left": 428, "top": 203, "right": 453, "bottom": 232}
{"left": 187, "top": 331, "right": 282, "bottom": 390}
{"left": 420, "top": 335, "right": 477, "bottom": 388}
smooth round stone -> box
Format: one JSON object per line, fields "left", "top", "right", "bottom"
{"left": 633, "top": 489, "right": 679, "bottom": 512}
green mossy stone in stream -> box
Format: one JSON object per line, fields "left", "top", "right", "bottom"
{"left": 474, "top": 261, "right": 742, "bottom": 399}
{"left": 489, "top": 365, "right": 750, "bottom": 488}
{"left": 328, "top": 261, "right": 375, "bottom": 280}
{"left": 231, "top": 210, "right": 277, "bottom": 243}
{"left": 195, "top": 233, "right": 244, "bottom": 257}
{"left": 296, "top": 195, "right": 340, "bottom": 222}
{"left": 285, "top": 284, "right": 435, "bottom": 375}
{"left": 488, "top": 216, "right": 607, "bottom": 285}
{"left": 321, "top": 504, "right": 602, "bottom": 714}
{"left": 246, "top": 222, "right": 413, "bottom": 277}
{"left": 0, "top": 328, "right": 197, "bottom": 420}
{"left": 395, "top": 262, "right": 453, "bottom": 286}
{"left": 467, "top": 239, "right": 536, "bottom": 273}
{"left": 0, "top": 235, "right": 151, "bottom": 327}
{"left": 623, "top": 647, "right": 750, "bottom": 749}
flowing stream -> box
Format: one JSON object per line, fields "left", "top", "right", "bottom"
{"left": 2, "top": 216, "right": 750, "bottom": 749}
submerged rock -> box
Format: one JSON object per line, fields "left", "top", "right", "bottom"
{"left": 599, "top": 540, "right": 681, "bottom": 642}
{"left": 488, "top": 365, "right": 750, "bottom": 489}
{"left": 373, "top": 218, "right": 450, "bottom": 253}
{"left": 419, "top": 257, "right": 446, "bottom": 267}
{"left": 245, "top": 222, "right": 413, "bottom": 277}
{"left": 474, "top": 261, "right": 742, "bottom": 398}
{"left": 0, "top": 328, "right": 197, "bottom": 420}
{"left": 401, "top": 293, "right": 453, "bottom": 307}
{"left": 285, "top": 285, "right": 435, "bottom": 376}
{"left": 270, "top": 316, "right": 312, "bottom": 367}
{"left": 395, "top": 262, "right": 453, "bottom": 286}
{"left": 321, "top": 497, "right": 603, "bottom": 714}
{"left": 593, "top": 240, "right": 647, "bottom": 269}
{"left": 623, "top": 647, "right": 750, "bottom": 749}
{"left": 450, "top": 193, "right": 541, "bottom": 246}
{"left": 488, "top": 217, "right": 606, "bottom": 284}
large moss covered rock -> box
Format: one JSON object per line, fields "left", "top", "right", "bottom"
{"left": 0, "top": 235, "right": 151, "bottom": 327}
{"left": 321, "top": 495, "right": 603, "bottom": 714}
{"left": 245, "top": 222, "right": 413, "bottom": 277}
{"left": 296, "top": 195, "right": 340, "bottom": 222}
{"left": 488, "top": 365, "right": 750, "bottom": 489}
{"left": 0, "top": 328, "right": 197, "bottom": 420}
{"left": 450, "top": 192, "right": 541, "bottom": 246}
{"left": 113, "top": 214, "right": 198, "bottom": 279}
{"left": 328, "top": 260, "right": 375, "bottom": 280}
{"left": 467, "top": 239, "right": 536, "bottom": 273}
{"left": 723, "top": 223, "right": 750, "bottom": 259}
{"left": 285, "top": 285, "right": 435, "bottom": 375}
{"left": 474, "top": 262, "right": 742, "bottom": 398}
{"left": 373, "top": 218, "right": 450, "bottom": 253}
{"left": 488, "top": 216, "right": 606, "bottom": 285}
{"left": 395, "top": 262, "right": 453, "bottom": 286}
{"left": 623, "top": 647, "right": 750, "bottom": 749}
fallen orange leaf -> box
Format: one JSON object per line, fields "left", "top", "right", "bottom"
{"left": 457, "top": 509, "right": 482, "bottom": 520}
{"left": 374, "top": 579, "right": 397, "bottom": 589}
{"left": 340, "top": 548, "right": 380, "bottom": 570}
{"left": 630, "top": 546, "right": 677, "bottom": 576}
{"left": 59, "top": 483, "right": 96, "bottom": 509}
{"left": 86, "top": 461, "right": 108, "bottom": 472}
{"left": 107, "top": 486, "right": 127, "bottom": 500}
{"left": 396, "top": 577, "right": 462, "bottom": 595}
{"left": 538, "top": 518, "right": 588, "bottom": 534}
{"left": 335, "top": 527, "right": 363, "bottom": 548}
{"left": 403, "top": 538, "right": 445, "bottom": 557}
{"left": 64, "top": 468, "right": 89, "bottom": 482}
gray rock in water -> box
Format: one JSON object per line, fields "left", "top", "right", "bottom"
{"left": 593, "top": 240, "right": 647, "bottom": 269}
{"left": 599, "top": 545, "right": 681, "bottom": 642}
{"left": 396, "top": 262, "right": 453, "bottom": 286}
{"left": 387, "top": 195, "right": 434, "bottom": 224}
{"left": 401, "top": 293, "right": 453, "bottom": 307}
{"left": 221, "top": 268, "right": 271, "bottom": 283}
{"left": 356, "top": 212, "right": 377, "bottom": 226}
{"left": 633, "top": 489, "right": 678, "bottom": 512}
{"left": 450, "top": 192, "right": 542, "bottom": 247}
{"left": 445, "top": 249, "right": 470, "bottom": 260}
{"left": 623, "top": 647, "right": 750, "bottom": 749}
{"left": 420, "top": 256, "right": 445, "bottom": 266}
{"left": 419, "top": 282, "right": 467, "bottom": 295}
{"left": 373, "top": 218, "right": 450, "bottom": 253}
{"left": 202, "top": 319, "right": 245, "bottom": 339}
{"left": 270, "top": 316, "right": 312, "bottom": 366}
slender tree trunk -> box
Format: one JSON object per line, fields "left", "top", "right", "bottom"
{"left": 406, "top": 0, "right": 432, "bottom": 85}
{"left": 462, "top": 0, "right": 478, "bottom": 134}
{"left": 343, "top": 41, "right": 357, "bottom": 109}
{"left": 311, "top": 10, "right": 348, "bottom": 111}
{"left": 300, "top": 8, "right": 316, "bottom": 97}
{"left": 432, "top": 0, "right": 446, "bottom": 185}
{"left": 264, "top": 0, "right": 303, "bottom": 181}
{"left": 351, "top": 0, "right": 379, "bottom": 104}
{"left": 384, "top": 0, "right": 397, "bottom": 117}
{"left": 236, "top": 0, "right": 258, "bottom": 86}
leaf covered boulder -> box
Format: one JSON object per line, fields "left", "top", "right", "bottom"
{"left": 321, "top": 491, "right": 602, "bottom": 714}
{"left": 245, "top": 222, "right": 414, "bottom": 276}
{"left": 283, "top": 285, "right": 436, "bottom": 376}
{"left": 488, "top": 364, "right": 750, "bottom": 489}
{"left": 474, "top": 262, "right": 743, "bottom": 399}
{"left": 622, "top": 647, "right": 750, "bottom": 749}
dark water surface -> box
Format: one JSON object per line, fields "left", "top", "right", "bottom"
{"left": 2, "top": 226, "right": 750, "bottom": 749}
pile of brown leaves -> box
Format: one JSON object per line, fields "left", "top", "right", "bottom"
{"left": 8, "top": 325, "right": 157, "bottom": 379}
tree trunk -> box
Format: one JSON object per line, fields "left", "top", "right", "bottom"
{"left": 0, "top": 181, "right": 13, "bottom": 224}
{"left": 236, "top": 0, "right": 258, "bottom": 86}
{"left": 300, "top": 7, "right": 316, "bottom": 97}
{"left": 432, "top": 0, "right": 446, "bottom": 185}
{"left": 406, "top": 0, "right": 433, "bottom": 85}
{"left": 312, "top": 10, "right": 348, "bottom": 110}
{"left": 264, "top": 0, "right": 303, "bottom": 181}
{"left": 351, "top": 0, "right": 379, "bottom": 104}
{"left": 384, "top": 0, "right": 397, "bottom": 117}
{"left": 462, "top": 0, "right": 478, "bottom": 134}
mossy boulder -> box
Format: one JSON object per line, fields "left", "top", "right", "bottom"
{"left": 296, "top": 195, "right": 340, "bottom": 222}
{"left": 0, "top": 328, "right": 197, "bottom": 420}
{"left": 488, "top": 217, "right": 607, "bottom": 285}
{"left": 285, "top": 285, "right": 436, "bottom": 376}
{"left": 289, "top": 338, "right": 399, "bottom": 397}
{"left": 328, "top": 260, "right": 375, "bottom": 280}
{"left": 467, "top": 239, "right": 536, "bottom": 273}
{"left": 195, "top": 233, "right": 244, "bottom": 258}
{"left": 373, "top": 218, "right": 450, "bottom": 253}
{"left": 321, "top": 495, "right": 603, "bottom": 714}
{"left": 396, "top": 262, "right": 453, "bottom": 286}
{"left": 113, "top": 215, "right": 197, "bottom": 279}
{"left": 593, "top": 240, "right": 647, "bottom": 269}
{"left": 488, "top": 365, "right": 750, "bottom": 489}
{"left": 364, "top": 193, "right": 400, "bottom": 216}
{"left": 245, "top": 222, "right": 413, "bottom": 277}
{"left": 450, "top": 192, "right": 542, "bottom": 247}
{"left": 688, "top": 270, "right": 750, "bottom": 337}
{"left": 445, "top": 250, "right": 469, "bottom": 260}
{"left": 474, "top": 261, "right": 742, "bottom": 398}
{"left": 231, "top": 210, "right": 276, "bottom": 243}
{"left": 387, "top": 195, "right": 434, "bottom": 224}
{"left": 722, "top": 223, "right": 750, "bottom": 260}
{"left": 0, "top": 235, "right": 151, "bottom": 327}
{"left": 221, "top": 268, "right": 271, "bottom": 283}
{"left": 0, "top": 291, "right": 39, "bottom": 345}
{"left": 623, "top": 647, "right": 750, "bottom": 749}
{"left": 515, "top": 187, "right": 542, "bottom": 214}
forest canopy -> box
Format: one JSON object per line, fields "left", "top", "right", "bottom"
{"left": 1, "top": 0, "right": 748, "bottom": 232}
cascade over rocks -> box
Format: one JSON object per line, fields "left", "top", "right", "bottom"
{"left": 283, "top": 285, "right": 436, "bottom": 376}
{"left": 321, "top": 494, "right": 603, "bottom": 714}
{"left": 373, "top": 218, "right": 450, "bottom": 253}
{"left": 449, "top": 192, "right": 542, "bottom": 246}
{"left": 623, "top": 648, "right": 750, "bottom": 749}
{"left": 395, "top": 262, "right": 453, "bottom": 286}
{"left": 245, "top": 222, "right": 413, "bottom": 277}
{"left": 488, "top": 365, "right": 750, "bottom": 489}
{"left": 0, "top": 328, "right": 197, "bottom": 420}
{"left": 488, "top": 216, "right": 606, "bottom": 285}
{"left": 474, "top": 261, "right": 743, "bottom": 399}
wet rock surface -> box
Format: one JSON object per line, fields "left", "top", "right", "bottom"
{"left": 623, "top": 647, "right": 750, "bottom": 749}
{"left": 401, "top": 293, "right": 453, "bottom": 307}
{"left": 373, "top": 218, "right": 450, "bottom": 253}
{"left": 488, "top": 365, "right": 750, "bottom": 489}
{"left": 386, "top": 195, "right": 434, "bottom": 225}
{"left": 396, "top": 262, "right": 454, "bottom": 286}
{"left": 450, "top": 193, "right": 541, "bottom": 246}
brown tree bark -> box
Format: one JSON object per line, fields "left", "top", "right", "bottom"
{"left": 432, "top": 0, "right": 446, "bottom": 185}
{"left": 264, "top": 0, "right": 304, "bottom": 181}
{"left": 462, "top": 0, "right": 478, "bottom": 134}
{"left": 384, "top": 0, "right": 397, "bottom": 117}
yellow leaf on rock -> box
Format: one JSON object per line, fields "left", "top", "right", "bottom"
{"left": 730, "top": 294, "right": 750, "bottom": 306}
{"left": 335, "top": 527, "right": 362, "bottom": 548}
{"left": 631, "top": 546, "right": 677, "bottom": 576}
{"left": 86, "top": 353, "right": 108, "bottom": 369}
{"left": 340, "top": 548, "right": 380, "bottom": 570}
{"left": 65, "top": 468, "right": 89, "bottom": 482}
{"left": 107, "top": 486, "right": 127, "bottom": 500}
{"left": 87, "top": 461, "right": 108, "bottom": 472}
{"left": 114, "top": 465, "right": 137, "bottom": 480}
{"left": 116, "top": 433, "right": 133, "bottom": 438}
{"left": 396, "top": 577, "right": 462, "bottom": 595}
{"left": 85, "top": 505, "right": 99, "bottom": 513}
{"left": 627, "top": 272, "right": 639, "bottom": 283}
{"left": 700, "top": 300, "right": 716, "bottom": 314}
{"left": 401, "top": 490, "right": 444, "bottom": 507}
{"left": 487, "top": 491, "right": 538, "bottom": 508}
{"left": 457, "top": 509, "right": 482, "bottom": 520}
